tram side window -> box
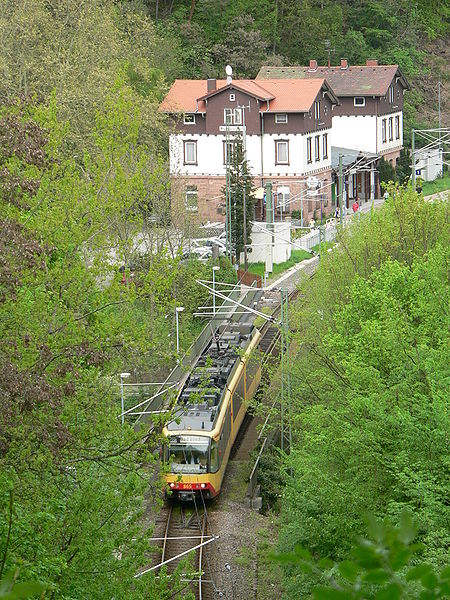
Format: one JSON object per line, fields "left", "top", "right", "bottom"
{"left": 218, "top": 406, "right": 231, "bottom": 460}
{"left": 233, "top": 368, "right": 245, "bottom": 417}
{"left": 210, "top": 439, "right": 219, "bottom": 472}
{"left": 246, "top": 356, "right": 258, "bottom": 396}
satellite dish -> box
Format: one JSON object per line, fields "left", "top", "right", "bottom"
{"left": 225, "top": 65, "right": 233, "bottom": 76}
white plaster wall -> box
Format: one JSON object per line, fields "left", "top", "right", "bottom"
{"left": 376, "top": 112, "right": 403, "bottom": 154}
{"left": 261, "top": 131, "right": 331, "bottom": 176}
{"left": 302, "top": 129, "right": 332, "bottom": 175}
{"left": 330, "top": 115, "right": 377, "bottom": 153}
{"left": 248, "top": 222, "right": 292, "bottom": 264}
{"left": 170, "top": 130, "right": 332, "bottom": 177}
{"left": 170, "top": 134, "right": 264, "bottom": 177}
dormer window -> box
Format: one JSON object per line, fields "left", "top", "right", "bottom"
{"left": 183, "top": 114, "right": 196, "bottom": 125}
{"left": 354, "top": 97, "right": 365, "bottom": 107}
{"left": 275, "top": 113, "right": 288, "bottom": 124}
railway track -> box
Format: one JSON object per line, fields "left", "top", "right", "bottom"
{"left": 156, "top": 501, "right": 217, "bottom": 600}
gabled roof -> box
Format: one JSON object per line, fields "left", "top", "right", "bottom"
{"left": 256, "top": 65, "right": 410, "bottom": 97}
{"left": 159, "top": 78, "right": 339, "bottom": 114}
{"left": 198, "top": 80, "right": 275, "bottom": 102}
{"left": 257, "top": 78, "right": 339, "bottom": 111}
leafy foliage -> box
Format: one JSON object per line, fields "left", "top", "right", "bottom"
{"left": 0, "top": 87, "right": 223, "bottom": 597}
{"left": 273, "top": 512, "right": 450, "bottom": 599}
{"left": 274, "top": 187, "right": 449, "bottom": 595}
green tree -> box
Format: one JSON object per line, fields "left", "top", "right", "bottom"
{"left": 274, "top": 512, "right": 450, "bottom": 599}
{"left": 378, "top": 157, "right": 396, "bottom": 185}
{"left": 223, "top": 135, "right": 255, "bottom": 266}
{"left": 0, "top": 90, "right": 197, "bottom": 598}
{"left": 270, "top": 187, "right": 449, "bottom": 596}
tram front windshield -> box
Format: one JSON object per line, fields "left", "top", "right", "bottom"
{"left": 168, "top": 435, "right": 209, "bottom": 474}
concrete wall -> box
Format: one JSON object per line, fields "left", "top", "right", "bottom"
{"left": 247, "top": 221, "right": 292, "bottom": 265}
{"left": 415, "top": 148, "right": 443, "bottom": 181}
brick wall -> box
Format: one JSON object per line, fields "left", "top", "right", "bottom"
{"left": 171, "top": 168, "right": 334, "bottom": 224}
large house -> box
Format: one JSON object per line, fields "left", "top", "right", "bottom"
{"left": 159, "top": 77, "right": 339, "bottom": 223}
{"left": 257, "top": 60, "right": 410, "bottom": 203}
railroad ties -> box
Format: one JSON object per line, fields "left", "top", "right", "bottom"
{"left": 156, "top": 502, "right": 217, "bottom": 600}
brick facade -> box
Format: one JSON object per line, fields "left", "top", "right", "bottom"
{"left": 172, "top": 167, "right": 334, "bottom": 225}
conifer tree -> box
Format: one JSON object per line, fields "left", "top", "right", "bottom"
{"left": 223, "top": 135, "right": 255, "bottom": 265}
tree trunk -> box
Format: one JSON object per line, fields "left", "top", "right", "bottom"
{"left": 188, "top": 0, "right": 196, "bottom": 22}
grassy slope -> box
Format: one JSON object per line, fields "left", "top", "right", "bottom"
{"left": 248, "top": 249, "right": 311, "bottom": 277}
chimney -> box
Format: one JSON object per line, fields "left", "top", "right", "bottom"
{"left": 366, "top": 58, "right": 378, "bottom": 66}
{"left": 207, "top": 78, "right": 217, "bottom": 93}
{"left": 308, "top": 59, "right": 318, "bottom": 71}
{"left": 340, "top": 59, "right": 348, "bottom": 69}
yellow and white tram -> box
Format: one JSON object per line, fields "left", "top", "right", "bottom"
{"left": 163, "top": 319, "right": 261, "bottom": 501}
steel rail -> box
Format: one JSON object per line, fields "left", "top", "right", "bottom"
{"left": 197, "top": 511, "right": 208, "bottom": 600}
{"left": 160, "top": 503, "right": 173, "bottom": 567}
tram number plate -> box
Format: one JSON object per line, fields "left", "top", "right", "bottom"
{"left": 179, "top": 483, "right": 193, "bottom": 490}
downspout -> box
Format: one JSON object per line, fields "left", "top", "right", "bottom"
{"left": 375, "top": 97, "right": 378, "bottom": 153}
{"left": 260, "top": 112, "right": 265, "bottom": 187}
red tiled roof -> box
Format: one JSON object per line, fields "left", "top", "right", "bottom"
{"left": 256, "top": 79, "right": 338, "bottom": 111}
{"left": 256, "top": 65, "right": 410, "bottom": 96}
{"left": 158, "top": 80, "right": 226, "bottom": 112}
{"left": 159, "top": 78, "right": 338, "bottom": 113}
{"left": 198, "top": 80, "right": 275, "bottom": 101}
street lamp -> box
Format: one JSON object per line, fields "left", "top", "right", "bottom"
{"left": 212, "top": 265, "right": 220, "bottom": 315}
{"left": 175, "top": 306, "right": 184, "bottom": 355}
{"left": 120, "top": 372, "right": 131, "bottom": 425}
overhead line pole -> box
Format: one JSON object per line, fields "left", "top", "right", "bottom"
{"left": 338, "top": 153, "right": 344, "bottom": 226}
{"left": 412, "top": 128, "right": 416, "bottom": 190}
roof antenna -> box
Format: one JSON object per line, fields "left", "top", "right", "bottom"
{"left": 225, "top": 64, "right": 233, "bottom": 85}
{"left": 324, "top": 39, "right": 335, "bottom": 67}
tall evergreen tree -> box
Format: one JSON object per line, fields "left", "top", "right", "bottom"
{"left": 223, "top": 135, "right": 255, "bottom": 266}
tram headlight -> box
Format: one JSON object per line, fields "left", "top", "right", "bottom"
{"left": 170, "top": 483, "right": 175, "bottom": 489}
{"left": 200, "top": 483, "right": 206, "bottom": 489}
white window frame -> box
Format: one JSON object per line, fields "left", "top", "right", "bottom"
{"left": 183, "top": 114, "right": 196, "bottom": 125}
{"left": 388, "top": 117, "right": 393, "bottom": 141}
{"left": 354, "top": 97, "right": 365, "bottom": 107}
{"left": 314, "top": 100, "right": 321, "bottom": 120}
{"left": 185, "top": 187, "right": 198, "bottom": 212}
{"left": 389, "top": 85, "right": 394, "bottom": 103}
{"left": 229, "top": 93, "right": 235, "bottom": 101}
{"left": 307, "top": 137, "right": 312, "bottom": 164}
{"left": 277, "top": 186, "right": 290, "bottom": 210}
{"left": 224, "top": 107, "right": 242, "bottom": 125}
{"left": 275, "top": 140, "right": 289, "bottom": 165}
{"left": 322, "top": 133, "right": 328, "bottom": 159}
{"left": 275, "top": 113, "right": 288, "bottom": 124}
{"left": 314, "top": 135, "right": 320, "bottom": 162}
{"left": 183, "top": 140, "right": 197, "bottom": 165}
{"left": 381, "top": 119, "right": 387, "bottom": 143}
{"left": 395, "top": 115, "right": 400, "bottom": 140}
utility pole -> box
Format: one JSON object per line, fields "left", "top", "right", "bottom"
{"left": 225, "top": 122, "right": 231, "bottom": 259}
{"left": 438, "top": 81, "right": 442, "bottom": 176}
{"left": 280, "top": 289, "right": 291, "bottom": 452}
{"left": 411, "top": 128, "right": 416, "bottom": 190}
{"left": 265, "top": 181, "right": 274, "bottom": 274}
{"left": 338, "top": 153, "right": 343, "bottom": 225}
